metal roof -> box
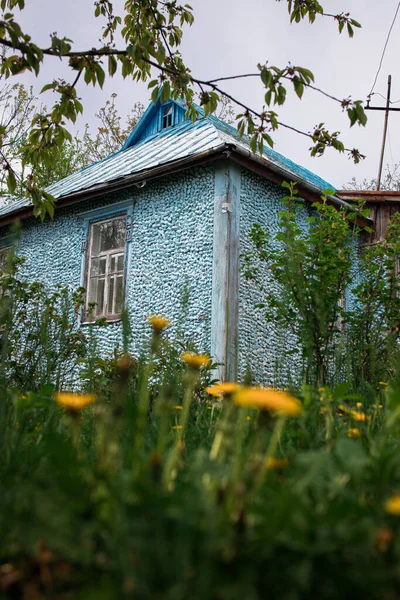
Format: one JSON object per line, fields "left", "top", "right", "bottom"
{"left": 0, "top": 103, "right": 335, "bottom": 219}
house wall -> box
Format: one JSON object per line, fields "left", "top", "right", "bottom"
{"left": 238, "top": 168, "right": 311, "bottom": 386}
{"left": 0, "top": 165, "right": 215, "bottom": 368}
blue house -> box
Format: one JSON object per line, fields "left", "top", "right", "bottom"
{"left": 0, "top": 98, "right": 365, "bottom": 384}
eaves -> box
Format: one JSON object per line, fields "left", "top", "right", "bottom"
{"left": 0, "top": 142, "right": 372, "bottom": 229}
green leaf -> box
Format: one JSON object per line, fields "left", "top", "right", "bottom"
{"left": 151, "top": 86, "right": 160, "bottom": 105}
{"left": 293, "top": 79, "right": 304, "bottom": 99}
{"left": 40, "top": 83, "right": 55, "bottom": 93}
{"left": 108, "top": 55, "right": 117, "bottom": 77}
{"left": 96, "top": 65, "right": 105, "bottom": 88}
{"left": 6, "top": 170, "right": 17, "bottom": 194}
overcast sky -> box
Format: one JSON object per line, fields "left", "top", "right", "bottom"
{"left": 10, "top": 0, "right": 400, "bottom": 189}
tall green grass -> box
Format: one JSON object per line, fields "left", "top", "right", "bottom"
{"left": 2, "top": 317, "right": 400, "bottom": 599}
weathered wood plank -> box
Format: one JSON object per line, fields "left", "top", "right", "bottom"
{"left": 211, "top": 160, "right": 241, "bottom": 381}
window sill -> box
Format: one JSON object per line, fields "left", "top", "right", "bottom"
{"left": 81, "top": 316, "right": 122, "bottom": 326}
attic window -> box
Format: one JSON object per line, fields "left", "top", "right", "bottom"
{"left": 162, "top": 104, "right": 173, "bottom": 129}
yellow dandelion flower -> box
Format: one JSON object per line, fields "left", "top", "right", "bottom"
{"left": 181, "top": 352, "right": 210, "bottom": 369}
{"left": 205, "top": 382, "right": 241, "bottom": 398}
{"left": 356, "top": 402, "right": 363, "bottom": 409}
{"left": 174, "top": 405, "right": 183, "bottom": 410}
{"left": 318, "top": 387, "right": 324, "bottom": 393}
{"left": 147, "top": 314, "right": 170, "bottom": 335}
{"left": 347, "top": 428, "right": 361, "bottom": 438}
{"left": 337, "top": 404, "right": 350, "bottom": 414}
{"left": 320, "top": 406, "right": 327, "bottom": 414}
{"left": 379, "top": 382, "right": 388, "bottom": 386}
{"left": 385, "top": 495, "right": 400, "bottom": 515}
{"left": 54, "top": 392, "right": 95, "bottom": 413}
{"left": 172, "top": 425, "right": 183, "bottom": 430}
{"left": 266, "top": 457, "right": 289, "bottom": 470}
{"left": 233, "top": 387, "right": 302, "bottom": 417}
{"left": 351, "top": 411, "right": 368, "bottom": 422}
{"left": 246, "top": 416, "right": 252, "bottom": 421}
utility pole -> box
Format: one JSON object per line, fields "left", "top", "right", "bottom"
{"left": 365, "top": 75, "right": 400, "bottom": 190}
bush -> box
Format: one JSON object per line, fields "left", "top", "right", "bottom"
{"left": 0, "top": 251, "right": 88, "bottom": 390}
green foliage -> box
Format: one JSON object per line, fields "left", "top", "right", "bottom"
{"left": 0, "top": 249, "right": 89, "bottom": 389}
{"left": 0, "top": 1, "right": 367, "bottom": 217}
{"left": 244, "top": 183, "right": 400, "bottom": 389}
{"left": 1, "top": 245, "right": 400, "bottom": 596}
{"left": 243, "top": 182, "right": 360, "bottom": 385}
{"left": 346, "top": 214, "right": 400, "bottom": 388}
{"left": 2, "top": 314, "right": 400, "bottom": 597}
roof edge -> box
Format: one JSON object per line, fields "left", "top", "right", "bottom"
{"left": 0, "top": 145, "right": 227, "bottom": 226}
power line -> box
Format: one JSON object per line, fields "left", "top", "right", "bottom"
{"left": 368, "top": 1, "right": 400, "bottom": 98}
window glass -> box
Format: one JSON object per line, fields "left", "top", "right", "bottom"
{"left": 162, "top": 104, "right": 173, "bottom": 129}
{"left": 92, "top": 218, "right": 125, "bottom": 253}
{"left": 85, "top": 215, "right": 126, "bottom": 320}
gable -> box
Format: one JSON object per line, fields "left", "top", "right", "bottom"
{"left": 121, "top": 98, "right": 189, "bottom": 149}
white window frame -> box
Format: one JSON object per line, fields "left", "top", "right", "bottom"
{"left": 84, "top": 214, "right": 127, "bottom": 322}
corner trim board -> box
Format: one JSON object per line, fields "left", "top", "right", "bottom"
{"left": 210, "top": 160, "right": 241, "bottom": 381}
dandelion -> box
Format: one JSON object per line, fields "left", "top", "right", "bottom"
{"left": 205, "top": 382, "right": 240, "bottom": 398}
{"left": 181, "top": 352, "right": 210, "bottom": 370}
{"left": 356, "top": 402, "right": 363, "bottom": 409}
{"left": 54, "top": 392, "right": 95, "bottom": 413}
{"left": 379, "top": 381, "right": 388, "bottom": 386}
{"left": 385, "top": 495, "right": 400, "bottom": 515}
{"left": 347, "top": 428, "right": 361, "bottom": 438}
{"left": 320, "top": 406, "right": 327, "bottom": 414}
{"left": 246, "top": 416, "right": 252, "bottom": 421}
{"left": 174, "top": 405, "right": 183, "bottom": 411}
{"left": 147, "top": 314, "right": 170, "bottom": 335}
{"left": 351, "top": 411, "right": 368, "bottom": 422}
{"left": 337, "top": 404, "right": 350, "bottom": 414}
{"left": 172, "top": 425, "right": 183, "bottom": 430}
{"left": 233, "top": 387, "right": 302, "bottom": 417}
{"left": 117, "top": 353, "right": 136, "bottom": 373}
{"left": 266, "top": 457, "right": 289, "bottom": 470}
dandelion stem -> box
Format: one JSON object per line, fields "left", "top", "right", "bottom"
{"left": 255, "top": 415, "right": 287, "bottom": 493}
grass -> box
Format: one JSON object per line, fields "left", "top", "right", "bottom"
{"left": 2, "top": 323, "right": 400, "bottom": 600}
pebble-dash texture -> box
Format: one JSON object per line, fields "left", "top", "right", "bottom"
{"left": 0, "top": 166, "right": 214, "bottom": 375}
{"left": 238, "top": 169, "right": 311, "bottom": 386}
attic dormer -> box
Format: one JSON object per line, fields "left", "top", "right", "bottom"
{"left": 121, "top": 99, "right": 189, "bottom": 150}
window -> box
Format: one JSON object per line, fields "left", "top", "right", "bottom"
{"left": 162, "top": 104, "right": 173, "bottom": 129}
{"left": 85, "top": 215, "right": 126, "bottom": 321}
{"left": 0, "top": 246, "right": 10, "bottom": 272}
{"left": 336, "top": 291, "right": 346, "bottom": 332}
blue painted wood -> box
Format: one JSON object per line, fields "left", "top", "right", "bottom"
{"left": 0, "top": 234, "right": 15, "bottom": 249}
{"left": 211, "top": 160, "right": 241, "bottom": 381}
{"left": 122, "top": 100, "right": 188, "bottom": 149}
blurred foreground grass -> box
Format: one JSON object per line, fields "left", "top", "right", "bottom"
{"left": 2, "top": 322, "right": 400, "bottom": 599}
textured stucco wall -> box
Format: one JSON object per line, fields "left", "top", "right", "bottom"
{"left": 238, "top": 169, "right": 311, "bottom": 386}
{"left": 0, "top": 166, "right": 215, "bottom": 365}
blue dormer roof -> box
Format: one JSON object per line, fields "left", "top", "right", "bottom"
{"left": 121, "top": 97, "right": 191, "bottom": 150}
